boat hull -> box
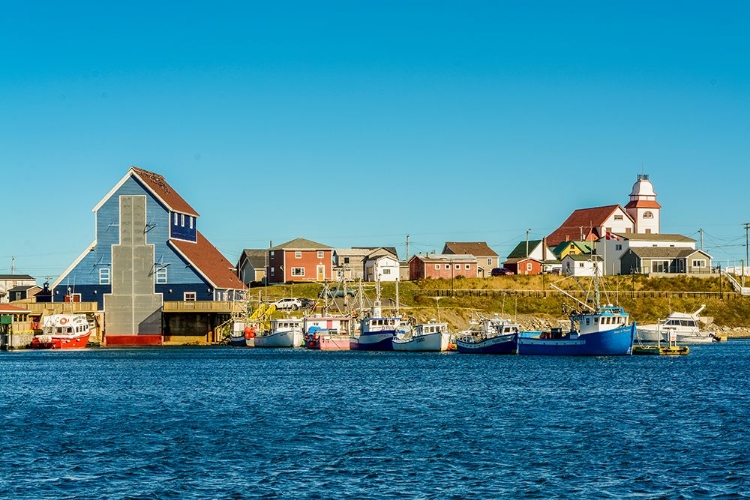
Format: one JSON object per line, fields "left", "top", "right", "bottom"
{"left": 638, "top": 328, "right": 718, "bottom": 344}
{"left": 31, "top": 332, "right": 91, "bottom": 349}
{"left": 518, "top": 324, "right": 635, "bottom": 356}
{"left": 392, "top": 332, "right": 451, "bottom": 352}
{"left": 254, "top": 330, "right": 304, "bottom": 348}
{"left": 318, "top": 334, "right": 352, "bottom": 351}
{"left": 456, "top": 333, "right": 518, "bottom": 354}
{"left": 351, "top": 331, "right": 396, "bottom": 351}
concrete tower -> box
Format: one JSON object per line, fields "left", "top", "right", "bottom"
{"left": 625, "top": 173, "right": 661, "bottom": 234}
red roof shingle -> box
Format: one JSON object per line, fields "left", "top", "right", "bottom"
{"left": 131, "top": 167, "right": 199, "bottom": 217}
{"left": 546, "top": 205, "right": 627, "bottom": 247}
{"left": 171, "top": 232, "right": 246, "bottom": 290}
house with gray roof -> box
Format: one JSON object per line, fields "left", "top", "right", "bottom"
{"left": 597, "top": 233, "right": 712, "bottom": 275}
{"left": 268, "top": 238, "right": 334, "bottom": 284}
{"left": 237, "top": 249, "right": 268, "bottom": 285}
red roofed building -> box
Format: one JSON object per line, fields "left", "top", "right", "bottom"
{"left": 546, "top": 173, "right": 662, "bottom": 247}
{"left": 546, "top": 205, "right": 634, "bottom": 247}
{"left": 52, "top": 166, "right": 246, "bottom": 346}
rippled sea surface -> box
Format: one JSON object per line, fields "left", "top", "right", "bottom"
{"left": 2, "top": 341, "right": 749, "bottom": 499}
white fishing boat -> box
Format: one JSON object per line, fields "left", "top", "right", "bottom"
{"left": 392, "top": 320, "right": 451, "bottom": 352}
{"left": 31, "top": 313, "right": 92, "bottom": 349}
{"left": 636, "top": 305, "right": 721, "bottom": 344}
{"left": 254, "top": 317, "right": 304, "bottom": 348}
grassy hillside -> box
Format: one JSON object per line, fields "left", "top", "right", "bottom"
{"left": 254, "top": 274, "right": 750, "bottom": 333}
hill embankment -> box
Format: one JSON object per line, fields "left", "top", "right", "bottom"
{"left": 259, "top": 274, "right": 750, "bottom": 338}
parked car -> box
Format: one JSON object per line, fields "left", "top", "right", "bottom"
{"left": 318, "top": 289, "right": 356, "bottom": 298}
{"left": 491, "top": 267, "right": 514, "bottom": 276}
{"left": 299, "top": 298, "right": 315, "bottom": 309}
{"left": 273, "top": 298, "right": 302, "bottom": 310}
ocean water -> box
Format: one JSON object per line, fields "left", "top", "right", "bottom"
{"left": 1, "top": 342, "right": 749, "bottom": 499}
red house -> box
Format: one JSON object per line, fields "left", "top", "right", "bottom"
{"left": 503, "top": 257, "right": 543, "bottom": 276}
{"left": 267, "top": 238, "right": 334, "bottom": 284}
{"left": 408, "top": 253, "right": 477, "bottom": 280}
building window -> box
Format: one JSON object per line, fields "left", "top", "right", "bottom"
{"left": 155, "top": 267, "right": 168, "bottom": 284}
{"left": 643, "top": 211, "right": 654, "bottom": 219}
{"left": 98, "top": 267, "right": 110, "bottom": 285}
{"left": 465, "top": 264, "right": 471, "bottom": 270}
{"left": 270, "top": 251, "right": 275, "bottom": 258}
{"left": 434, "top": 264, "right": 440, "bottom": 270}
{"left": 344, "top": 257, "right": 350, "bottom": 264}
{"left": 317, "top": 251, "right": 324, "bottom": 258}
{"left": 692, "top": 259, "right": 706, "bottom": 268}
{"left": 270, "top": 267, "right": 275, "bottom": 276}
{"left": 526, "top": 263, "right": 533, "bottom": 271}
{"left": 652, "top": 260, "right": 668, "bottom": 273}
{"left": 184, "top": 292, "right": 197, "bottom": 301}
{"left": 382, "top": 268, "right": 391, "bottom": 275}
{"left": 645, "top": 229, "right": 652, "bottom": 234}
{"left": 614, "top": 215, "right": 623, "bottom": 220}
{"left": 295, "top": 251, "right": 302, "bottom": 259}
{"left": 445, "top": 264, "right": 450, "bottom": 269}
{"left": 173, "top": 213, "right": 178, "bottom": 225}
{"left": 292, "top": 267, "right": 305, "bottom": 276}
{"left": 455, "top": 264, "right": 460, "bottom": 270}
{"left": 487, "top": 258, "right": 492, "bottom": 265}
{"left": 181, "top": 214, "right": 185, "bottom": 227}
{"left": 615, "top": 244, "right": 622, "bottom": 251}
{"left": 189, "top": 216, "right": 194, "bottom": 229}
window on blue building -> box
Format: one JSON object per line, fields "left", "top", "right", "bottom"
{"left": 99, "top": 267, "right": 110, "bottom": 285}
{"left": 155, "top": 267, "right": 168, "bottom": 284}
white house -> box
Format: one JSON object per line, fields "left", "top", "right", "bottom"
{"left": 596, "top": 233, "right": 705, "bottom": 275}
{"left": 364, "top": 254, "right": 400, "bottom": 282}
{"left": 560, "top": 254, "right": 603, "bottom": 277}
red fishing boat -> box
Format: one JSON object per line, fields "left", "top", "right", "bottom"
{"left": 31, "top": 313, "right": 92, "bottom": 349}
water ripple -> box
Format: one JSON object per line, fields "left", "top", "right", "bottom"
{"left": 2, "top": 342, "right": 750, "bottom": 498}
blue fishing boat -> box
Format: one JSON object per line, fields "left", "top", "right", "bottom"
{"left": 350, "top": 279, "right": 404, "bottom": 351}
{"left": 518, "top": 268, "right": 635, "bottom": 356}
{"left": 456, "top": 314, "right": 519, "bottom": 354}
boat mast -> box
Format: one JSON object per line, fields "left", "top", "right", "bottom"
{"left": 395, "top": 278, "right": 400, "bottom": 316}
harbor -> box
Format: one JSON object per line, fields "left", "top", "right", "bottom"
{"left": 2, "top": 341, "right": 749, "bottom": 498}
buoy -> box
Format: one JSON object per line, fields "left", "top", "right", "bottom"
{"left": 244, "top": 326, "right": 257, "bottom": 339}
{"left": 59, "top": 317, "right": 68, "bottom": 325}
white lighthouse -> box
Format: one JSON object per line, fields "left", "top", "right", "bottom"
{"left": 625, "top": 173, "right": 661, "bottom": 235}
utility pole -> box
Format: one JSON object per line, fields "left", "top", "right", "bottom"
{"left": 699, "top": 228, "right": 704, "bottom": 251}
{"left": 526, "top": 229, "right": 531, "bottom": 258}
{"left": 405, "top": 234, "right": 409, "bottom": 263}
{"left": 745, "top": 223, "right": 750, "bottom": 285}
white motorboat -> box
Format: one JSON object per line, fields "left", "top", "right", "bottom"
{"left": 636, "top": 305, "right": 721, "bottom": 344}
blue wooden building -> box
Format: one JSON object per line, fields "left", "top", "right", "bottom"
{"left": 51, "top": 167, "right": 245, "bottom": 342}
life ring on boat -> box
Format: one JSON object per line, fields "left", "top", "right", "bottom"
{"left": 59, "top": 317, "right": 68, "bottom": 325}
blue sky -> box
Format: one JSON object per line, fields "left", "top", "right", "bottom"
{"left": 2, "top": 1, "right": 749, "bottom": 282}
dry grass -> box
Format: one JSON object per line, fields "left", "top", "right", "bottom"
{"left": 254, "top": 274, "right": 750, "bottom": 334}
